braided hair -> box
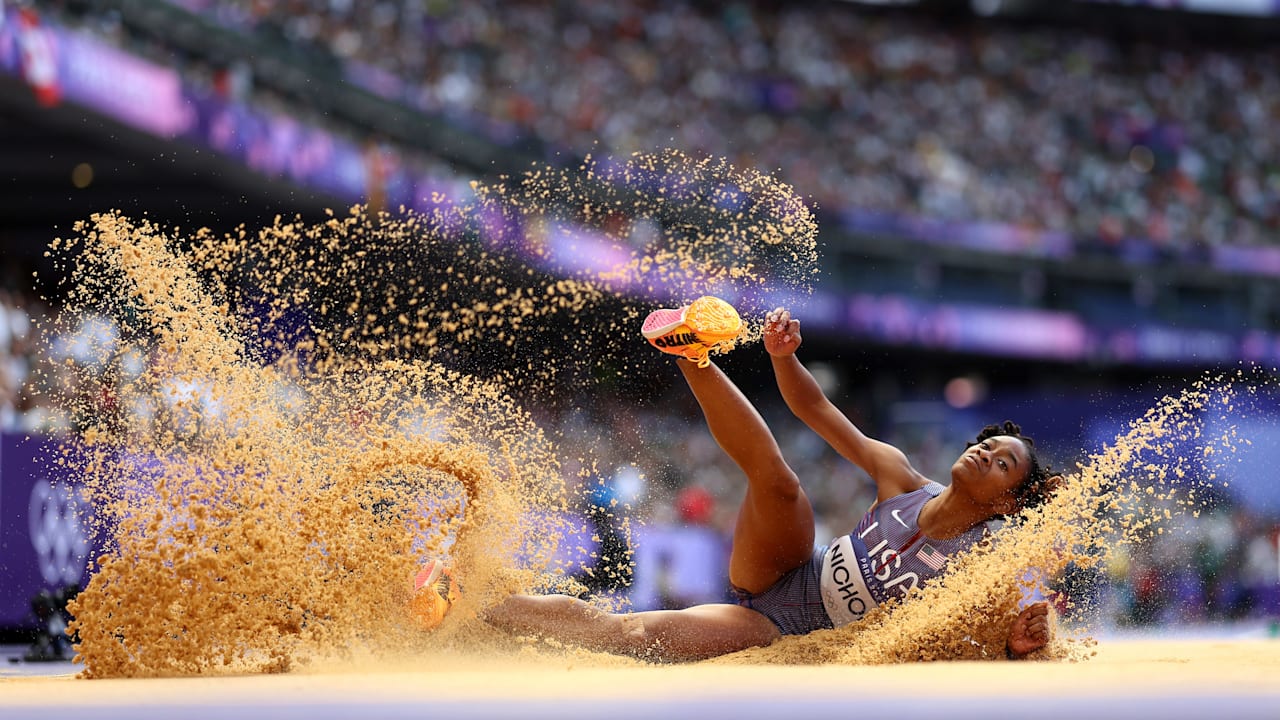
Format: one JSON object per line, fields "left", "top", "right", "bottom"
{"left": 966, "top": 420, "right": 1060, "bottom": 513}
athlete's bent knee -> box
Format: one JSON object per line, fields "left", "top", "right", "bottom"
{"left": 750, "top": 464, "right": 804, "bottom": 503}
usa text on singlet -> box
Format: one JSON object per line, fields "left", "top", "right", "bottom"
{"left": 819, "top": 482, "right": 992, "bottom": 626}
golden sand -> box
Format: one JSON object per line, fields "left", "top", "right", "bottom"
{"left": 35, "top": 151, "right": 817, "bottom": 677}
{"left": 31, "top": 150, "right": 1264, "bottom": 677}
{"left": 3, "top": 640, "right": 1279, "bottom": 710}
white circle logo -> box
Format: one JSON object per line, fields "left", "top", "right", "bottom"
{"left": 27, "top": 478, "right": 91, "bottom": 586}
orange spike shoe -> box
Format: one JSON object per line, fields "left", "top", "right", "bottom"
{"left": 410, "top": 559, "right": 460, "bottom": 631}
{"left": 641, "top": 296, "right": 743, "bottom": 368}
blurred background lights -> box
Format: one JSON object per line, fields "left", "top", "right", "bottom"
{"left": 70, "top": 162, "right": 93, "bottom": 189}
{"left": 808, "top": 361, "right": 841, "bottom": 397}
{"left": 1129, "top": 145, "right": 1155, "bottom": 174}
{"left": 944, "top": 375, "right": 988, "bottom": 409}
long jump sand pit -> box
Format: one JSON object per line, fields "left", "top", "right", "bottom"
{"left": 27, "top": 170, "right": 1280, "bottom": 720}
{"left": 3, "top": 638, "right": 1278, "bottom": 719}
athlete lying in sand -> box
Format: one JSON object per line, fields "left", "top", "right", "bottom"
{"left": 419, "top": 298, "right": 1061, "bottom": 662}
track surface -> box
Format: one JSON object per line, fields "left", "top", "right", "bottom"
{"left": 2, "top": 637, "right": 1278, "bottom": 719}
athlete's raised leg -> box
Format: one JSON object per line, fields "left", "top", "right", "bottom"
{"left": 676, "top": 358, "right": 815, "bottom": 594}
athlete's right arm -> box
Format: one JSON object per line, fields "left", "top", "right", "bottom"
{"left": 764, "top": 309, "right": 925, "bottom": 500}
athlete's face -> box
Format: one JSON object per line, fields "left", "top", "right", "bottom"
{"left": 950, "top": 435, "right": 1032, "bottom": 513}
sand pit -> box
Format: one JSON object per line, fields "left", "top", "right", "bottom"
{"left": 2, "top": 638, "right": 1278, "bottom": 719}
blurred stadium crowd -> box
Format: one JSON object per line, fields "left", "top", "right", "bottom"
{"left": 163, "top": 0, "right": 1280, "bottom": 254}
{"left": 0, "top": 288, "right": 43, "bottom": 433}
{"left": 2, "top": 0, "right": 1277, "bottom": 632}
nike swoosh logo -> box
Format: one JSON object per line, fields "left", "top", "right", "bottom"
{"left": 890, "top": 509, "right": 909, "bottom": 528}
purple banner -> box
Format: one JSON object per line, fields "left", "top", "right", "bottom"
{"left": 183, "top": 92, "right": 368, "bottom": 199}
{"left": 837, "top": 293, "right": 1280, "bottom": 367}
{"left": 1212, "top": 244, "right": 1280, "bottom": 276}
{"left": 838, "top": 208, "right": 1076, "bottom": 261}
{"left": 0, "top": 434, "right": 98, "bottom": 628}
{"left": 0, "top": 7, "right": 188, "bottom": 135}
{"left": 0, "top": 5, "right": 474, "bottom": 214}
{"left": 56, "top": 29, "right": 191, "bottom": 137}
{"left": 1080, "top": 0, "right": 1280, "bottom": 17}
{"left": 844, "top": 294, "right": 1089, "bottom": 361}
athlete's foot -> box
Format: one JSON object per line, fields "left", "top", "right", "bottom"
{"left": 641, "top": 296, "right": 743, "bottom": 368}
{"left": 410, "top": 559, "right": 460, "bottom": 631}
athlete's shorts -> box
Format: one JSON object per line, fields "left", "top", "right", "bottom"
{"left": 732, "top": 546, "right": 833, "bottom": 636}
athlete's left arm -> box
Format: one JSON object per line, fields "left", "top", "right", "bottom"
{"left": 1006, "top": 601, "right": 1052, "bottom": 659}
{"left": 764, "top": 308, "right": 927, "bottom": 500}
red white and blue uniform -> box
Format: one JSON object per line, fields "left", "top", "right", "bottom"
{"left": 734, "top": 482, "right": 993, "bottom": 635}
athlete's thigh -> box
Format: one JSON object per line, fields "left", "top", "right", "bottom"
{"left": 729, "top": 482, "right": 816, "bottom": 594}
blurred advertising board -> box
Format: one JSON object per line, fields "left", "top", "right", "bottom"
{"left": 1079, "top": 0, "right": 1280, "bottom": 16}
{"left": 838, "top": 293, "right": 1280, "bottom": 367}
{"left": 0, "top": 434, "right": 97, "bottom": 629}
{"left": 0, "top": 4, "right": 463, "bottom": 211}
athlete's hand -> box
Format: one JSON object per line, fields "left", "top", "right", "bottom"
{"left": 763, "top": 307, "right": 802, "bottom": 357}
{"left": 1006, "top": 601, "right": 1052, "bottom": 659}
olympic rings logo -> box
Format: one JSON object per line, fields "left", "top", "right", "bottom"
{"left": 27, "top": 478, "right": 92, "bottom": 586}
